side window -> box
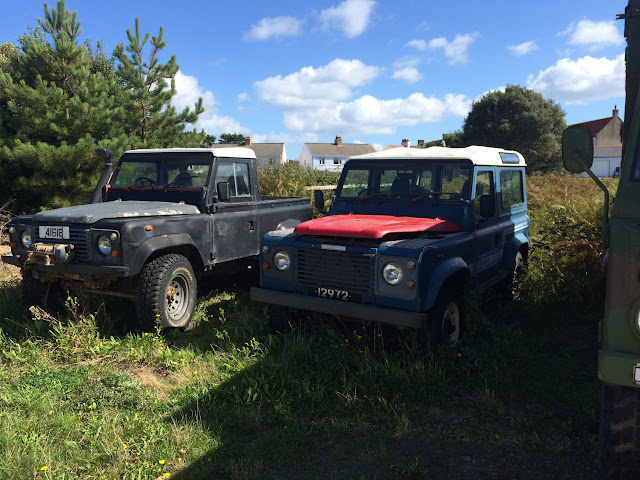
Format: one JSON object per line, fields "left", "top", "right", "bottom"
{"left": 474, "top": 171, "right": 494, "bottom": 217}
{"left": 215, "top": 161, "right": 251, "bottom": 198}
{"left": 500, "top": 170, "right": 524, "bottom": 209}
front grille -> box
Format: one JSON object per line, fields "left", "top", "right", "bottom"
{"left": 33, "top": 224, "right": 91, "bottom": 262}
{"left": 294, "top": 248, "right": 375, "bottom": 294}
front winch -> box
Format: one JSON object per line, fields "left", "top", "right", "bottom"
{"left": 26, "top": 243, "right": 74, "bottom": 265}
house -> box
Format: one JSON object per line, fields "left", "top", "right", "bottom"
{"left": 299, "top": 136, "right": 375, "bottom": 172}
{"left": 216, "top": 137, "right": 287, "bottom": 166}
{"left": 573, "top": 107, "right": 623, "bottom": 177}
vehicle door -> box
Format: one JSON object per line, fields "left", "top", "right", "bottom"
{"left": 210, "top": 159, "right": 258, "bottom": 263}
{"left": 472, "top": 169, "right": 504, "bottom": 285}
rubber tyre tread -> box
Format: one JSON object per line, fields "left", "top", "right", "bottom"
{"left": 136, "top": 254, "right": 196, "bottom": 330}
{"left": 267, "top": 305, "right": 294, "bottom": 333}
{"left": 21, "top": 271, "right": 63, "bottom": 311}
{"left": 599, "top": 384, "right": 640, "bottom": 479}
{"left": 427, "top": 288, "right": 463, "bottom": 348}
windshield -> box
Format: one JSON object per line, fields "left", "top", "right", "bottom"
{"left": 110, "top": 152, "right": 212, "bottom": 189}
{"left": 337, "top": 163, "right": 471, "bottom": 203}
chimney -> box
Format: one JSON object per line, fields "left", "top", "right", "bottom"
{"left": 335, "top": 136, "right": 342, "bottom": 146}
{"left": 245, "top": 136, "right": 252, "bottom": 146}
{"left": 417, "top": 139, "right": 424, "bottom": 147}
{"left": 613, "top": 105, "right": 619, "bottom": 118}
{"left": 401, "top": 138, "right": 410, "bottom": 148}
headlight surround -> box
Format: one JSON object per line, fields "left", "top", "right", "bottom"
{"left": 21, "top": 230, "right": 32, "bottom": 248}
{"left": 274, "top": 251, "right": 291, "bottom": 271}
{"left": 635, "top": 305, "right": 640, "bottom": 336}
{"left": 97, "top": 236, "right": 112, "bottom": 256}
{"left": 383, "top": 262, "right": 403, "bottom": 285}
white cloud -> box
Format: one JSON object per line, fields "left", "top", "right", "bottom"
{"left": 392, "top": 67, "right": 422, "bottom": 83}
{"left": 429, "top": 33, "right": 479, "bottom": 65}
{"left": 564, "top": 20, "right": 624, "bottom": 50}
{"left": 237, "top": 92, "right": 250, "bottom": 102}
{"left": 254, "top": 58, "right": 380, "bottom": 109}
{"left": 318, "top": 0, "right": 375, "bottom": 38}
{"left": 507, "top": 41, "right": 539, "bottom": 57}
{"left": 173, "top": 71, "right": 250, "bottom": 135}
{"left": 527, "top": 54, "right": 625, "bottom": 104}
{"left": 245, "top": 16, "right": 303, "bottom": 41}
{"left": 392, "top": 57, "right": 422, "bottom": 83}
{"left": 282, "top": 92, "right": 472, "bottom": 135}
{"left": 405, "top": 39, "right": 427, "bottom": 51}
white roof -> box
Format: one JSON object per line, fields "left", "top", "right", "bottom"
{"left": 349, "top": 146, "right": 526, "bottom": 167}
{"left": 123, "top": 147, "right": 257, "bottom": 160}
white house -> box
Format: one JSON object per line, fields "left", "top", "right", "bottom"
{"left": 573, "top": 107, "right": 623, "bottom": 177}
{"left": 217, "top": 137, "right": 287, "bottom": 166}
{"left": 299, "top": 136, "right": 375, "bottom": 172}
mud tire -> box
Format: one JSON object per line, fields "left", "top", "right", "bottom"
{"left": 427, "top": 288, "right": 463, "bottom": 348}
{"left": 599, "top": 384, "right": 640, "bottom": 479}
{"left": 21, "top": 270, "right": 63, "bottom": 311}
{"left": 267, "top": 305, "right": 296, "bottom": 333}
{"left": 136, "top": 254, "right": 197, "bottom": 330}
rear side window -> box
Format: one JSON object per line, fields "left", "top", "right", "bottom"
{"left": 500, "top": 170, "right": 524, "bottom": 209}
{"left": 215, "top": 161, "right": 251, "bottom": 197}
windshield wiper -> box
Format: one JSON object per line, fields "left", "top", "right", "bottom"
{"left": 163, "top": 174, "right": 199, "bottom": 191}
{"left": 358, "top": 192, "right": 398, "bottom": 202}
{"left": 122, "top": 177, "right": 158, "bottom": 192}
{"left": 409, "top": 192, "right": 458, "bottom": 205}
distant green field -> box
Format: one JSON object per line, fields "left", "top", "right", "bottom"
{"left": 0, "top": 173, "right": 613, "bottom": 479}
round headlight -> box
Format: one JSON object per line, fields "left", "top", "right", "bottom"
{"left": 383, "top": 263, "right": 403, "bottom": 285}
{"left": 97, "top": 236, "right": 112, "bottom": 256}
{"left": 21, "top": 231, "right": 32, "bottom": 247}
{"left": 635, "top": 306, "right": 640, "bottom": 336}
{"left": 274, "top": 251, "right": 291, "bottom": 271}
{"left": 9, "top": 226, "right": 16, "bottom": 234}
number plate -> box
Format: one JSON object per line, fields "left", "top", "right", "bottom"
{"left": 315, "top": 287, "right": 350, "bottom": 301}
{"left": 39, "top": 226, "right": 70, "bottom": 240}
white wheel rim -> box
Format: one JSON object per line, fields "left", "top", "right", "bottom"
{"left": 442, "top": 301, "right": 460, "bottom": 345}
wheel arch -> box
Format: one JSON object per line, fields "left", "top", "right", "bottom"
{"left": 423, "top": 257, "right": 470, "bottom": 311}
{"left": 128, "top": 234, "right": 205, "bottom": 276}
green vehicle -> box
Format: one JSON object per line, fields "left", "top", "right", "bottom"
{"left": 562, "top": 2, "right": 640, "bottom": 477}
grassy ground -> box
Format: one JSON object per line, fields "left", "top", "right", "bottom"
{"left": 0, "top": 174, "right": 611, "bottom": 479}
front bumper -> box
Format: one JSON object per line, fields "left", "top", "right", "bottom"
{"left": 2, "top": 253, "right": 128, "bottom": 277}
{"left": 599, "top": 349, "right": 640, "bottom": 389}
{"left": 250, "top": 287, "right": 427, "bottom": 329}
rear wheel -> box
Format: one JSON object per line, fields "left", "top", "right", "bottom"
{"left": 499, "top": 250, "right": 527, "bottom": 301}
{"left": 136, "top": 254, "right": 197, "bottom": 330}
{"left": 427, "top": 288, "right": 463, "bottom": 347}
{"left": 599, "top": 384, "right": 640, "bottom": 479}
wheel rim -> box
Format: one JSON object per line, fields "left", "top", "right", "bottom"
{"left": 166, "top": 273, "right": 190, "bottom": 321}
{"left": 442, "top": 300, "right": 460, "bottom": 345}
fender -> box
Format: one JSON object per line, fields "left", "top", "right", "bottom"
{"left": 502, "top": 233, "right": 528, "bottom": 272}
{"left": 128, "top": 233, "right": 203, "bottom": 276}
{"left": 422, "top": 257, "right": 470, "bottom": 311}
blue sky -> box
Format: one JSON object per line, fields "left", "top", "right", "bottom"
{"left": 1, "top": 0, "right": 627, "bottom": 158}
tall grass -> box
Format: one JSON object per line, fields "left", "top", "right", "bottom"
{"left": 0, "top": 170, "right": 607, "bottom": 479}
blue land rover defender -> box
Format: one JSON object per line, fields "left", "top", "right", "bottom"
{"left": 250, "top": 146, "right": 529, "bottom": 345}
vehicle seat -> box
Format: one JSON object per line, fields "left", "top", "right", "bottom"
{"left": 390, "top": 178, "right": 410, "bottom": 198}
{"left": 173, "top": 171, "right": 193, "bottom": 187}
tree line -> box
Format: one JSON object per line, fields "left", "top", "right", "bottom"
{"left": 0, "top": 1, "right": 245, "bottom": 214}
{"left": 427, "top": 85, "right": 567, "bottom": 173}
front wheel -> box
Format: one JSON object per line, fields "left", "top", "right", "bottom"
{"left": 427, "top": 288, "right": 463, "bottom": 347}
{"left": 136, "top": 254, "right": 197, "bottom": 330}
{"left": 21, "top": 270, "right": 64, "bottom": 312}
{"left": 599, "top": 384, "right": 640, "bottom": 479}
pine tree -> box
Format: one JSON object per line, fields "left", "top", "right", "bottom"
{"left": 0, "top": 0, "right": 129, "bottom": 213}
{"left": 114, "top": 18, "right": 203, "bottom": 148}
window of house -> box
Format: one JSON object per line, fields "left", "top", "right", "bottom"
{"left": 318, "top": 158, "right": 325, "bottom": 165}
{"left": 333, "top": 158, "right": 340, "bottom": 165}
{"left": 500, "top": 170, "right": 524, "bottom": 209}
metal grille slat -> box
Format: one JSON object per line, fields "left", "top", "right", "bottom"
{"left": 33, "top": 224, "right": 90, "bottom": 262}
{"left": 295, "top": 248, "right": 375, "bottom": 293}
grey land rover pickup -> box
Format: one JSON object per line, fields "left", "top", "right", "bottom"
{"left": 2, "top": 147, "right": 312, "bottom": 329}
